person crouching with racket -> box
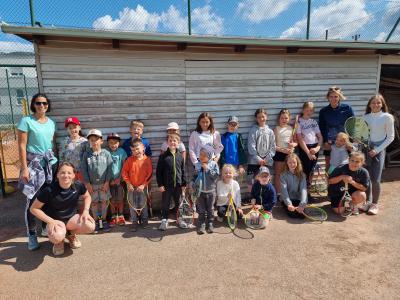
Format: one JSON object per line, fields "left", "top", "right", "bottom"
{"left": 280, "top": 153, "right": 308, "bottom": 218}
{"left": 216, "top": 164, "right": 243, "bottom": 223}
{"left": 191, "top": 146, "right": 219, "bottom": 234}
{"left": 30, "top": 163, "right": 95, "bottom": 256}
{"left": 156, "top": 133, "right": 186, "bottom": 231}
{"left": 121, "top": 138, "right": 153, "bottom": 232}
{"left": 250, "top": 166, "right": 277, "bottom": 216}
{"left": 328, "top": 151, "right": 370, "bottom": 215}
{"left": 81, "top": 129, "right": 113, "bottom": 233}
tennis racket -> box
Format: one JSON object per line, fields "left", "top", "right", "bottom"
{"left": 190, "top": 171, "right": 202, "bottom": 208}
{"left": 145, "top": 186, "right": 153, "bottom": 218}
{"left": 302, "top": 205, "right": 328, "bottom": 222}
{"left": 339, "top": 182, "right": 353, "bottom": 217}
{"left": 243, "top": 199, "right": 270, "bottom": 229}
{"left": 290, "top": 114, "right": 300, "bottom": 143}
{"left": 127, "top": 189, "right": 147, "bottom": 222}
{"left": 226, "top": 190, "right": 237, "bottom": 231}
{"left": 309, "top": 163, "right": 328, "bottom": 197}
{"left": 176, "top": 192, "right": 195, "bottom": 228}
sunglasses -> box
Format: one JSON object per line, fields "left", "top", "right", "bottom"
{"left": 228, "top": 123, "right": 238, "bottom": 127}
{"left": 35, "top": 101, "right": 48, "bottom": 106}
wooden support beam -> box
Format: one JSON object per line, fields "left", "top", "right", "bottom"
{"left": 333, "top": 48, "right": 347, "bottom": 54}
{"left": 234, "top": 45, "right": 246, "bottom": 52}
{"left": 286, "top": 47, "right": 299, "bottom": 53}
{"left": 376, "top": 49, "right": 399, "bottom": 55}
{"left": 177, "top": 42, "right": 187, "bottom": 51}
{"left": 32, "top": 35, "right": 45, "bottom": 45}
{"left": 112, "top": 39, "right": 120, "bottom": 49}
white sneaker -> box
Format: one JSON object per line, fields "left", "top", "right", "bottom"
{"left": 159, "top": 219, "right": 168, "bottom": 231}
{"left": 352, "top": 207, "right": 359, "bottom": 215}
{"left": 41, "top": 227, "right": 48, "bottom": 237}
{"left": 52, "top": 242, "right": 64, "bottom": 256}
{"left": 217, "top": 216, "right": 223, "bottom": 222}
{"left": 368, "top": 204, "right": 379, "bottom": 215}
{"left": 169, "top": 200, "right": 175, "bottom": 210}
{"left": 359, "top": 203, "right": 371, "bottom": 213}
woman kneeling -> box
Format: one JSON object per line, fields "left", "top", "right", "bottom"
{"left": 30, "top": 162, "right": 95, "bottom": 256}
{"left": 328, "top": 152, "right": 370, "bottom": 215}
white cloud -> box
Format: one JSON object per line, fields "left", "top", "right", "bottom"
{"left": 237, "top": 0, "right": 297, "bottom": 23}
{"left": 93, "top": 4, "right": 223, "bottom": 35}
{"left": 382, "top": 2, "right": 400, "bottom": 26}
{"left": 0, "top": 41, "right": 33, "bottom": 53}
{"left": 281, "top": 0, "right": 369, "bottom": 39}
{"left": 374, "top": 31, "right": 386, "bottom": 42}
{"left": 93, "top": 5, "right": 160, "bottom": 32}
{"left": 192, "top": 5, "right": 224, "bottom": 35}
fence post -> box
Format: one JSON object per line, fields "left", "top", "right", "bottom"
{"left": 5, "top": 69, "right": 16, "bottom": 139}
{"left": 29, "top": 0, "right": 36, "bottom": 27}
{"left": 306, "top": 0, "right": 311, "bottom": 39}
{"left": 386, "top": 16, "right": 400, "bottom": 42}
{"left": 188, "top": 0, "right": 192, "bottom": 35}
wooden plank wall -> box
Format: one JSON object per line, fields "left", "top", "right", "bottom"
{"left": 37, "top": 42, "right": 379, "bottom": 207}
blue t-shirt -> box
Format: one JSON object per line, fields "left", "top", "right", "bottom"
{"left": 17, "top": 116, "right": 57, "bottom": 162}
{"left": 108, "top": 147, "right": 128, "bottom": 180}
{"left": 221, "top": 132, "right": 239, "bottom": 166}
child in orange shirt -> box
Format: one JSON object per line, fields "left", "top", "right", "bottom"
{"left": 121, "top": 138, "right": 153, "bottom": 231}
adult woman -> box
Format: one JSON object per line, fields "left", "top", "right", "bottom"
{"left": 17, "top": 93, "right": 58, "bottom": 250}
{"left": 319, "top": 86, "right": 354, "bottom": 170}
{"left": 30, "top": 163, "right": 95, "bottom": 256}
{"left": 361, "top": 94, "right": 395, "bottom": 215}
{"left": 328, "top": 152, "right": 369, "bottom": 215}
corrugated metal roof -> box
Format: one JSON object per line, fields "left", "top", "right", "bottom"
{"left": 2, "top": 25, "right": 400, "bottom": 51}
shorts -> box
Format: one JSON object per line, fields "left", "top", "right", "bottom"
{"left": 273, "top": 152, "right": 287, "bottom": 162}
{"left": 329, "top": 196, "right": 342, "bottom": 208}
{"left": 91, "top": 184, "right": 111, "bottom": 202}
{"left": 109, "top": 184, "right": 124, "bottom": 203}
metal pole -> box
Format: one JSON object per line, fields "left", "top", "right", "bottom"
{"left": 325, "top": 29, "right": 328, "bottom": 40}
{"left": 29, "top": 0, "right": 36, "bottom": 27}
{"left": 306, "top": 0, "right": 311, "bottom": 39}
{"left": 386, "top": 16, "right": 400, "bottom": 42}
{"left": 5, "top": 69, "right": 16, "bottom": 139}
{"left": 23, "top": 74, "right": 30, "bottom": 115}
{"left": 188, "top": 0, "right": 192, "bottom": 35}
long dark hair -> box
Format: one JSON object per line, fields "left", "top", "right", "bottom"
{"left": 195, "top": 112, "right": 215, "bottom": 134}
{"left": 30, "top": 93, "right": 51, "bottom": 113}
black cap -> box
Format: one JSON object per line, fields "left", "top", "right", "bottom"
{"left": 107, "top": 133, "right": 121, "bottom": 141}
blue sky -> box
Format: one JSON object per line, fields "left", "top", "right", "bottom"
{"left": 1, "top": 0, "right": 399, "bottom": 52}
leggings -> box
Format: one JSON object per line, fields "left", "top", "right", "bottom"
{"left": 298, "top": 143, "right": 319, "bottom": 183}
{"left": 161, "top": 186, "right": 182, "bottom": 220}
{"left": 366, "top": 150, "right": 385, "bottom": 204}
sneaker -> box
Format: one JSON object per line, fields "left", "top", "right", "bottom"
{"left": 142, "top": 220, "right": 149, "bottom": 229}
{"left": 117, "top": 215, "right": 126, "bottom": 226}
{"left": 103, "top": 221, "right": 111, "bottom": 232}
{"left": 93, "top": 222, "right": 99, "bottom": 234}
{"left": 109, "top": 217, "right": 117, "bottom": 227}
{"left": 159, "top": 219, "right": 168, "bottom": 231}
{"left": 131, "top": 223, "right": 138, "bottom": 232}
{"left": 359, "top": 203, "right": 371, "bottom": 213}
{"left": 66, "top": 234, "right": 81, "bottom": 249}
{"left": 207, "top": 223, "right": 214, "bottom": 234}
{"left": 352, "top": 207, "right": 360, "bottom": 215}
{"left": 28, "top": 234, "right": 40, "bottom": 251}
{"left": 52, "top": 242, "right": 64, "bottom": 256}
{"left": 217, "top": 216, "right": 223, "bottom": 222}
{"left": 41, "top": 227, "right": 48, "bottom": 237}
{"left": 368, "top": 204, "right": 379, "bottom": 215}
{"left": 178, "top": 220, "right": 188, "bottom": 229}
{"left": 197, "top": 223, "right": 206, "bottom": 235}
{"left": 169, "top": 200, "right": 175, "bottom": 210}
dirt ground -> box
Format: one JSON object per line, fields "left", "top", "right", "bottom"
{"left": 0, "top": 170, "right": 399, "bottom": 300}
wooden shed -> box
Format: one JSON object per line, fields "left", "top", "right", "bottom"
{"left": 2, "top": 25, "right": 400, "bottom": 204}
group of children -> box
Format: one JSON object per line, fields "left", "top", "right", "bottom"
{"left": 58, "top": 100, "right": 357, "bottom": 235}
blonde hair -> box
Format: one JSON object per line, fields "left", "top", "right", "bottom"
{"left": 301, "top": 101, "right": 314, "bottom": 115}
{"left": 221, "top": 164, "right": 237, "bottom": 178}
{"left": 283, "top": 153, "right": 305, "bottom": 180}
{"left": 336, "top": 132, "right": 352, "bottom": 148}
{"left": 326, "top": 86, "right": 346, "bottom": 100}
{"left": 350, "top": 151, "right": 365, "bottom": 163}
{"left": 167, "top": 132, "right": 181, "bottom": 142}
{"left": 130, "top": 120, "right": 144, "bottom": 129}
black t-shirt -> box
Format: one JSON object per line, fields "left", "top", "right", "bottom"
{"left": 328, "top": 164, "right": 370, "bottom": 198}
{"left": 38, "top": 180, "right": 87, "bottom": 221}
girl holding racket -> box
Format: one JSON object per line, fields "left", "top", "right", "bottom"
{"left": 273, "top": 109, "right": 297, "bottom": 199}
{"left": 280, "top": 153, "right": 307, "bottom": 218}
{"left": 319, "top": 86, "right": 354, "bottom": 170}
{"left": 189, "top": 112, "right": 224, "bottom": 165}
{"left": 296, "top": 102, "right": 323, "bottom": 184}
{"left": 247, "top": 108, "right": 276, "bottom": 199}
{"left": 361, "top": 94, "right": 395, "bottom": 215}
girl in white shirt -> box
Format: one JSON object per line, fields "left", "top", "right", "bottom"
{"left": 216, "top": 164, "right": 242, "bottom": 222}
{"left": 189, "top": 112, "right": 224, "bottom": 165}
{"left": 361, "top": 94, "right": 395, "bottom": 215}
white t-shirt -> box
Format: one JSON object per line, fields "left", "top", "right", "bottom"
{"left": 275, "top": 125, "right": 293, "bottom": 148}
{"left": 216, "top": 179, "right": 241, "bottom": 207}
{"left": 297, "top": 117, "right": 320, "bottom": 145}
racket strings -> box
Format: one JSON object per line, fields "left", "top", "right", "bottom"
{"left": 303, "top": 206, "right": 327, "bottom": 221}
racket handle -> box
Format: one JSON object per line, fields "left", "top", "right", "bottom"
{"left": 99, "top": 219, "right": 103, "bottom": 229}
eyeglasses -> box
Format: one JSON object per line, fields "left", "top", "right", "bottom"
{"left": 35, "top": 101, "right": 48, "bottom": 106}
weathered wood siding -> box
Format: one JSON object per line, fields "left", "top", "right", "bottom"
{"left": 37, "top": 42, "right": 380, "bottom": 206}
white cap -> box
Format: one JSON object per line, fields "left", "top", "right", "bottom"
{"left": 166, "top": 122, "right": 180, "bottom": 130}
{"left": 87, "top": 129, "right": 102, "bottom": 138}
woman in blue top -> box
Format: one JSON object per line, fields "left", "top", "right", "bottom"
{"left": 319, "top": 86, "right": 354, "bottom": 170}
{"left": 17, "top": 93, "right": 58, "bottom": 251}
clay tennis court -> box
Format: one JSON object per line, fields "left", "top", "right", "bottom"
{"left": 0, "top": 171, "right": 399, "bottom": 299}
